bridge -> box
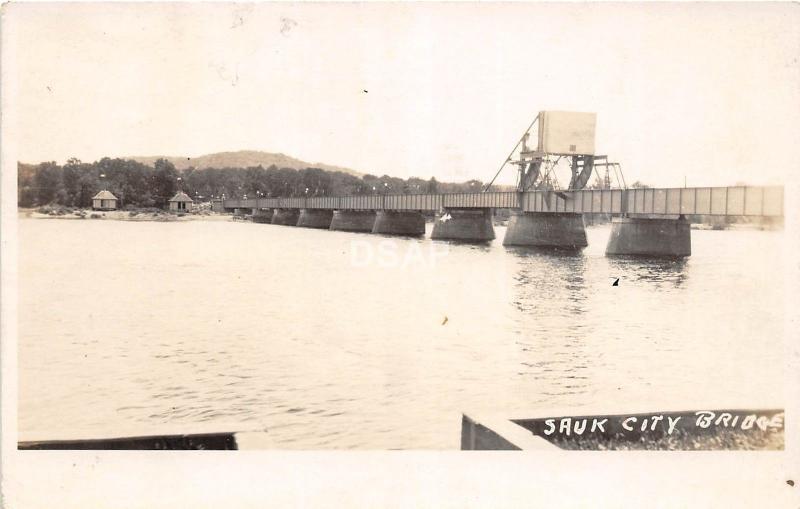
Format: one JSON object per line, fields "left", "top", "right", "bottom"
{"left": 220, "top": 111, "right": 784, "bottom": 257}
{"left": 221, "top": 185, "right": 783, "bottom": 257}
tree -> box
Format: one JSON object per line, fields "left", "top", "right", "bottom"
{"left": 17, "top": 163, "right": 38, "bottom": 207}
{"left": 77, "top": 171, "right": 100, "bottom": 207}
{"left": 152, "top": 158, "right": 179, "bottom": 207}
{"left": 62, "top": 158, "right": 96, "bottom": 206}
{"left": 33, "top": 162, "right": 62, "bottom": 205}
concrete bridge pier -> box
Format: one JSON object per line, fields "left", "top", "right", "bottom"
{"left": 330, "top": 210, "right": 376, "bottom": 232}
{"left": 371, "top": 210, "right": 426, "bottom": 237}
{"left": 297, "top": 209, "right": 334, "bottom": 229}
{"left": 503, "top": 212, "right": 587, "bottom": 249}
{"left": 605, "top": 216, "right": 691, "bottom": 257}
{"left": 431, "top": 208, "right": 495, "bottom": 242}
{"left": 253, "top": 209, "right": 274, "bottom": 223}
{"left": 271, "top": 208, "right": 301, "bottom": 226}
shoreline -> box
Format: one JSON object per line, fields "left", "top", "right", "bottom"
{"left": 18, "top": 207, "right": 232, "bottom": 222}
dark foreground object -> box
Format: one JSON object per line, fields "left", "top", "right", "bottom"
{"left": 18, "top": 430, "right": 272, "bottom": 450}
{"left": 462, "top": 408, "right": 784, "bottom": 450}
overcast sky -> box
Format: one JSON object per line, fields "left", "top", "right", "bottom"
{"left": 4, "top": 2, "right": 798, "bottom": 187}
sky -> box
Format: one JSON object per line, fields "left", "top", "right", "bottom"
{"left": 3, "top": 2, "right": 799, "bottom": 188}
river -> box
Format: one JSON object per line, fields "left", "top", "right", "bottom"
{"left": 18, "top": 217, "right": 785, "bottom": 449}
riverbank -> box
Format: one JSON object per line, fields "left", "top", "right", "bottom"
{"left": 19, "top": 206, "right": 231, "bottom": 222}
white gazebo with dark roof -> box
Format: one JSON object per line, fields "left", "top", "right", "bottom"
{"left": 92, "top": 190, "right": 118, "bottom": 211}
{"left": 168, "top": 191, "right": 194, "bottom": 212}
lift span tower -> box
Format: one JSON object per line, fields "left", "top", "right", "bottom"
{"left": 487, "top": 111, "right": 625, "bottom": 193}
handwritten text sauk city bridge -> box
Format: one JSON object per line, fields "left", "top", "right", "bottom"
{"left": 541, "top": 411, "right": 784, "bottom": 437}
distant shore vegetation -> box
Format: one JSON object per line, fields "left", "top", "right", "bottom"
{"left": 18, "top": 158, "right": 501, "bottom": 209}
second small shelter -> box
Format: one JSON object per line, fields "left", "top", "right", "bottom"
{"left": 92, "top": 190, "right": 118, "bottom": 211}
{"left": 168, "top": 191, "right": 194, "bottom": 212}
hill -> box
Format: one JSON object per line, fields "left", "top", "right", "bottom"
{"left": 126, "top": 150, "right": 363, "bottom": 176}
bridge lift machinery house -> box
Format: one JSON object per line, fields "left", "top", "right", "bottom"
{"left": 485, "top": 110, "right": 626, "bottom": 195}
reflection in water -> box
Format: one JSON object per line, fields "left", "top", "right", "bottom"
{"left": 510, "top": 248, "right": 588, "bottom": 313}
{"left": 510, "top": 249, "right": 593, "bottom": 400}
{"left": 432, "top": 239, "right": 493, "bottom": 251}
{"left": 505, "top": 245, "right": 585, "bottom": 259}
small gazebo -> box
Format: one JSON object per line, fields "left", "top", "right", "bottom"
{"left": 92, "top": 190, "right": 118, "bottom": 211}
{"left": 168, "top": 191, "right": 194, "bottom": 212}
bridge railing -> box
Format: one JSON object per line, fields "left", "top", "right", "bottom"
{"left": 236, "top": 198, "right": 258, "bottom": 208}
{"left": 385, "top": 194, "right": 442, "bottom": 211}
{"left": 624, "top": 187, "right": 780, "bottom": 216}
{"left": 520, "top": 186, "right": 784, "bottom": 216}
{"left": 337, "top": 195, "right": 384, "bottom": 210}
{"left": 522, "top": 189, "right": 623, "bottom": 214}
{"left": 229, "top": 193, "right": 516, "bottom": 211}
{"left": 443, "top": 192, "right": 518, "bottom": 208}
{"left": 223, "top": 186, "right": 783, "bottom": 217}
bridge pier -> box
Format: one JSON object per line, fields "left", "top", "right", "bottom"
{"left": 253, "top": 209, "right": 274, "bottom": 223}
{"left": 372, "top": 210, "right": 426, "bottom": 237}
{"left": 503, "top": 212, "right": 588, "bottom": 249}
{"left": 271, "top": 208, "right": 301, "bottom": 226}
{"left": 297, "top": 209, "right": 334, "bottom": 229}
{"left": 330, "top": 210, "right": 376, "bottom": 232}
{"left": 431, "top": 208, "right": 495, "bottom": 242}
{"left": 605, "top": 216, "right": 691, "bottom": 257}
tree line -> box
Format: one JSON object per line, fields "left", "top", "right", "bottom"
{"left": 17, "top": 158, "right": 497, "bottom": 209}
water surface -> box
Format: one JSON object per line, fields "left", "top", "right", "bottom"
{"left": 19, "top": 218, "right": 784, "bottom": 448}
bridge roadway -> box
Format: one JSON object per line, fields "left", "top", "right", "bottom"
{"left": 221, "top": 185, "right": 783, "bottom": 257}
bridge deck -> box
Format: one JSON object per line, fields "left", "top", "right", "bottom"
{"left": 223, "top": 186, "right": 783, "bottom": 217}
